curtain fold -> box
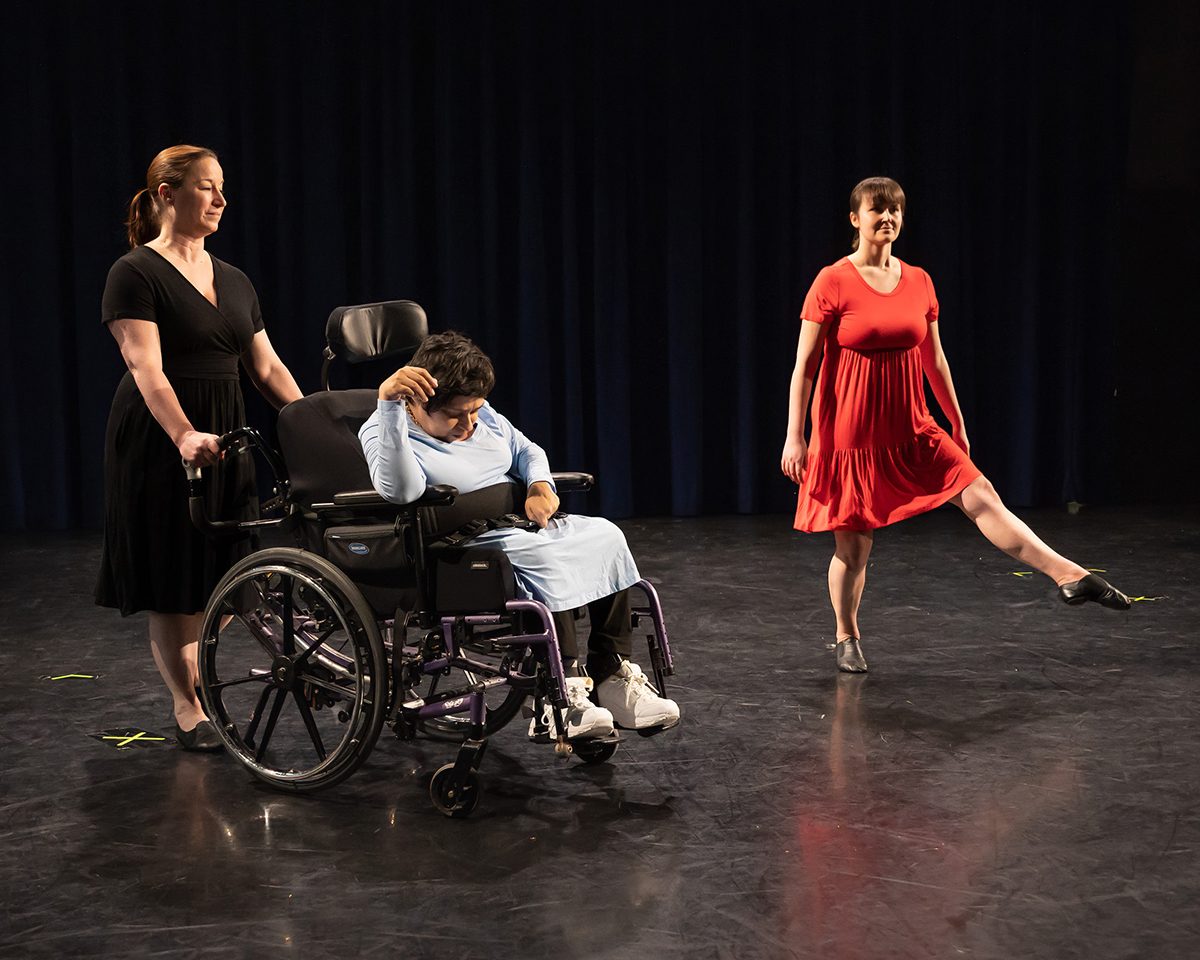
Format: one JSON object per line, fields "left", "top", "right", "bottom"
{"left": 2, "top": 1, "right": 1161, "bottom": 530}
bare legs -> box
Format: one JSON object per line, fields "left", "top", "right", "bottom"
{"left": 149, "top": 612, "right": 208, "bottom": 731}
{"left": 829, "top": 529, "right": 874, "bottom": 640}
{"left": 822, "top": 475, "right": 1116, "bottom": 666}
{"left": 949, "top": 476, "right": 1088, "bottom": 586}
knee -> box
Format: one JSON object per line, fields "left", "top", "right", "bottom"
{"left": 833, "top": 534, "right": 873, "bottom": 571}
{"left": 963, "top": 476, "right": 1003, "bottom": 516}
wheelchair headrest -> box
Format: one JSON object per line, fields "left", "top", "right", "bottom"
{"left": 325, "top": 300, "right": 428, "bottom": 365}
{"left": 278, "top": 389, "right": 378, "bottom": 506}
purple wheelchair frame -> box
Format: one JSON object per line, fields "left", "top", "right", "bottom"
{"left": 186, "top": 427, "right": 676, "bottom": 814}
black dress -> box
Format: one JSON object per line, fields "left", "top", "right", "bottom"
{"left": 95, "top": 246, "right": 262, "bottom": 616}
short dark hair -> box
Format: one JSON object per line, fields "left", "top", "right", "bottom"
{"left": 849, "top": 176, "right": 906, "bottom": 250}
{"left": 411, "top": 331, "right": 496, "bottom": 412}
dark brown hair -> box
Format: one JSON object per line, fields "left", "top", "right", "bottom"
{"left": 848, "top": 176, "right": 906, "bottom": 250}
{"left": 411, "top": 331, "right": 496, "bottom": 412}
{"left": 125, "top": 144, "right": 218, "bottom": 248}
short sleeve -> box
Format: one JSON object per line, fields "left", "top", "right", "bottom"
{"left": 101, "top": 257, "right": 157, "bottom": 325}
{"left": 251, "top": 288, "right": 264, "bottom": 333}
{"left": 923, "top": 269, "right": 939, "bottom": 324}
{"left": 800, "top": 265, "right": 840, "bottom": 325}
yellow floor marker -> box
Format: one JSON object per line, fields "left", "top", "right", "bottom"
{"left": 90, "top": 728, "right": 171, "bottom": 749}
{"left": 43, "top": 673, "right": 100, "bottom": 681}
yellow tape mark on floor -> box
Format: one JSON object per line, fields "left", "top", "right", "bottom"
{"left": 1011, "top": 571, "right": 1034, "bottom": 577}
{"left": 101, "top": 731, "right": 167, "bottom": 747}
{"left": 50, "top": 674, "right": 96, "bottom": 681}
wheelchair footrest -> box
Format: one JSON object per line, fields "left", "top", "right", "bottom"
{"left": 528, "top": 730, "right": 621, "bottom": 747}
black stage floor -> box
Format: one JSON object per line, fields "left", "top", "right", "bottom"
{"left": 1, "top": 506, "right": 1197, "bottom": 960}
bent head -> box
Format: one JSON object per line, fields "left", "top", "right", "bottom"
{"left": 848, "top": 176, "right": 905, "bottom": 251}
{"left": 409, "top": 331, "right": 495, "bottom": 442}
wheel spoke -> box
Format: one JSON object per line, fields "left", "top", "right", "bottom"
{"left": 255, "top": 688, "right": 288, "bottom": 762}
{"left": 292, "top": 689, "right": 327, "bottom": 760}
{"left": 209, "top": 672, "right": 271, "bottom": 692}
{"left": 244, "top": 684, "right": 274, "bottom": 746}
{"left": 294, "top": 625, "right": 339, "bottom": 667}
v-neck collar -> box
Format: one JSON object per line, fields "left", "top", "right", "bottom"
{"left": 142, "top": 245, "right": 222, "bottom": 312}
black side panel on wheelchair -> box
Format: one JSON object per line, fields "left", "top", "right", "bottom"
{"left": 192, "top": 308, "right": 675, "bottom": 817}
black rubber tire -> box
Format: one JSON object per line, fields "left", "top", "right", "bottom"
{"left": 198, "top": 547, "right": 388, "bottom": 792}
{"left": 429, "top": 763, "right": 483, "bottom": 818}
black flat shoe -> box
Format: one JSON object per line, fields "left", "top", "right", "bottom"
{"left": 175, "top": 720, "right": 224, "bottom": 752}
{"left": 836, "top": 637, "right": 868, "bottom": 673}
{"left": 1058, "top": 573, "right": 1131, "bottom": 611}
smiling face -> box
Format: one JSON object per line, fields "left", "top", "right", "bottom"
{"left": 159, "top": 155, "right": 226, "bottom": 237}
{"left": 411, "top": 395, "right": 486, "bottom": 442}
{"left": 850, "top": 194, "right": 903, "bottom": 249}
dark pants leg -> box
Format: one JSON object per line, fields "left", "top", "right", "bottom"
{"left": 551, "top": 589, "right": 633, "bottom": 683}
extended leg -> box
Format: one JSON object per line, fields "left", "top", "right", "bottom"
{"left": 951, "top": 476, "right": 1130, "bottom": 609}
{"left": 950, "top": 477, "right": 1086, "bottom": 585}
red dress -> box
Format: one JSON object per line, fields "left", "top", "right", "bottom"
{"left": 794, "top": 258, "right": 981, "bottom": 532}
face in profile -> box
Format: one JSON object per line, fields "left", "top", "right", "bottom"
{"left": 163, "top": 156, "right": 226, "bottom": 236}
{"left": 412, "top": 395, "right": 486, "bottom": 442}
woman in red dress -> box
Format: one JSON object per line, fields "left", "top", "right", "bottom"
{"left": 781, "top": 177, "right": 1129, "bottom": 673}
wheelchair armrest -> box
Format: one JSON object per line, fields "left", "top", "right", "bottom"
{"left": 551, "top": 472, "right": 594, "bottom": 492}
{"left": 330, "top": 485, "right": 459, "bottom": 508}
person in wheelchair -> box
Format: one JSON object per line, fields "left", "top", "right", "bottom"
{"left": 359, "top": 331, "right": 680, "bottom": 741}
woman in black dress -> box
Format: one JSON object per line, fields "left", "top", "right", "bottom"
{"left": 96, "top": 145, "right": 303, "bottom": 749}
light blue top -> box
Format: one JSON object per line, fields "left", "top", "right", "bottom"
{"left": 359, "top": 400, "right": 640, "bottom": 611}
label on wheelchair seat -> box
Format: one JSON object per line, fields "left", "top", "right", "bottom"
{"left": 470, "top": 561, "right": 490, "bottom": 570}
{"left": 348, "top": 543, "right": 370, "bottom": 555}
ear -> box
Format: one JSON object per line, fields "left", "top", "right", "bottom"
{"left": 156, "top": 182, "right": 172, "bottom": 204}
{"left": 849, "top": 209, "right": 860, "bottom": 229}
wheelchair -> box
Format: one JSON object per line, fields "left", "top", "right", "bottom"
{"left": 186, "top": 301, "right": 676, "bottom": 817}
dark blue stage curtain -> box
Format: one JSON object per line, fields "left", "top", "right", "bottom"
{"left": 2, "top": 1, "right": 1188, "bottom": 531}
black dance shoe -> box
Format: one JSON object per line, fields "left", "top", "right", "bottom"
{"left": 836, "top": 638, "right": 868, "bottom": 673}
{"left": 175, "top": 720, "right": 224, "bottom": 752}
{"left": 1058, "top": 573, "right": 1131, "bottom": 611}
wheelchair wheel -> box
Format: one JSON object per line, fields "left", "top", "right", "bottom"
{"left": 429, "top": 763, "right": 483, "bottom": 818}
{"left": 198, "top": 548, "right": 388, "bottom": 792}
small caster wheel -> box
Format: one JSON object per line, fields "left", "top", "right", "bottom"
{"left": 572, "top": 739, "right": 618, "bottom": 765}
{"left": 429, "top": 763, "right": 483, "bottom": 818}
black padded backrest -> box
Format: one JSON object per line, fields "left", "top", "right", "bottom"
{"left": 278, "top": 390, "right": 377, "bottom": 506}
{"left": 278, "top": 389, "right": 527, "bottom": 522}
{"left": 326, "top": 300, "right": 428, "bottom": 364}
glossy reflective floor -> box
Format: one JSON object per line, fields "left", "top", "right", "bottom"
{"left": 1, "top": 506, "right": 1197, "bottom": 959}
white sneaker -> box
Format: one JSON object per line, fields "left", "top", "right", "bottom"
{"left": 528, "top": 676, "right": 614, "bottom": 740}
{"left": 596, "top": 661, "right": 680, "bottom": 730}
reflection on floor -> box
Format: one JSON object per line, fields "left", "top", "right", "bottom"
{"left": 0, "top": 506, "right": 1196, "bottom": 959}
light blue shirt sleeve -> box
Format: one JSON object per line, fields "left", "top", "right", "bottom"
{"left": 480, "top": 406, "right": 556, "bottom": 492}
{"left": 359, "top": 400, "right": 429, "bottom": 504}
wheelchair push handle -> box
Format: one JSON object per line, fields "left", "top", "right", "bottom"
{"left": 183, "top": 427, "right": 289, "bottom": 538}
